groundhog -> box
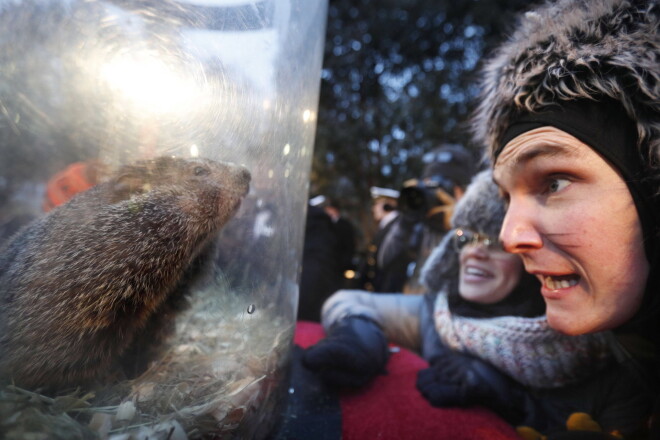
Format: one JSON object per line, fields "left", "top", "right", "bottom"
{"left": 0, "top": 156, "right": 250, "bottom": 391}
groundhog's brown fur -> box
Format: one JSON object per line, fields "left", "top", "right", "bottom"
{"left": 0, "top": 156, "right": 250, "bottom": 391}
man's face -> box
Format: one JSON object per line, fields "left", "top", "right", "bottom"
{"left": 372, "top": 198, "right": 394, "bottom": 223}
{"left": 493, "top": 127, "right": 649, "bottom": 335}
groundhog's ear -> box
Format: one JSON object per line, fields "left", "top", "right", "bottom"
{"left": 112, "top": 165, "right": 149, "bottom": 199}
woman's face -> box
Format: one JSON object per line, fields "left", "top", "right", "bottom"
{"left": 458, "top": 236, "right": 523, "bottom": 304}
{"left": 493, "top": 127, "right": 649, "bottom": 335}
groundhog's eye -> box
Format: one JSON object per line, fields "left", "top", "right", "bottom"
{"left": 194, "top": 166, "right": 210, "bottom": 176}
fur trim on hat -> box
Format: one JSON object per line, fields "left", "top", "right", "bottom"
{"left": 420, "top": 169, "right": 503, "bottom": 292}
{"left": 451, "top": 169, "right": 504, "bottom": 238}
{"left": 420, "top": 232, "right": 457, "bottom": 294}
{"left": 473, "top": 0, "right": 660, "bottom": 169}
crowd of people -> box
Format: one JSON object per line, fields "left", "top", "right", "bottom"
{"left": 298, "top": 0, "right": 660, "bottom": 438}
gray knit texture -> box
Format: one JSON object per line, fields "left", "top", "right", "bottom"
{"left": 432, "top": 290, "right": 613, "bottom": 388}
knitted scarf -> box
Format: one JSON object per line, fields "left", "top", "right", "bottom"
{"left": 433, "top": 290, "right": 614, "bottom": 389}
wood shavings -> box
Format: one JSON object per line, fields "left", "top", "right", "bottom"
{"left": 0, "top": 277, "right": 294, "bottom": 439}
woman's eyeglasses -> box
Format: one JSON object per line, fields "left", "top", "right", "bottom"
{"left": 452, "top": 228, "right": 504, "bottom": 252}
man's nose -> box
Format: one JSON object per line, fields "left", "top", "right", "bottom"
{"left": 499, "top": 198, "right": 543, "bottom": 253}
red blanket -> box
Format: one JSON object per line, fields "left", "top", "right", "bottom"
{"left": 295, "top": 321, "right": 520, "bottom": 440}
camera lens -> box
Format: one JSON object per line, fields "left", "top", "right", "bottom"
{"left": 400, "top": 187, "right": 426, "bottom": 212}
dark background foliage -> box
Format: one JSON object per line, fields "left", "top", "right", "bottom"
{"left": 311, "top": 0, "right": 535, "bottom": 246}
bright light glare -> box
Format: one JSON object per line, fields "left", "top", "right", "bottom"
{"left": 101, "top": 55, "right": 204, "bottom": 116}
{"left": 302, "top": 109, "right": 312, "bottom": 122}
{"left": 190, "top": 144, "right": 199, "bottom": 157}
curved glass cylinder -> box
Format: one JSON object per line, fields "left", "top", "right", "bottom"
{"left": 0, "top": 1, "right": 327, "bottom": 438}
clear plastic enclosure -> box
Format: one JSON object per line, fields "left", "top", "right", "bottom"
{"left": 0, "top": 0, "right": 327, "bottom": 438}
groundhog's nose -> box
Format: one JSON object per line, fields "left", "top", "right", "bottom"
{"left": 232, "top": 165, "right": 250, "bottom": 195}
{"left": 237, "top": 166, "right": 251, "bottom": 186}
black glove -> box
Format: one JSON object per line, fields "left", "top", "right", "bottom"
{"left": 416, "top": 351, "right": 525, "bottom": 423}
{"left": 302, "top": 316, "right": 390, "bottom": 388}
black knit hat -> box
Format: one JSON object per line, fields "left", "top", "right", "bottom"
{"left": 451, "top": 169, "right": 505, "bottom": 238}
{"left": 421, "top": 143, "right": 475, "bottom": 190}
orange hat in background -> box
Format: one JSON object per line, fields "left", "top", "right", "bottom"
{"left": 43, "top": 161, "right": 104, "bottom": 212}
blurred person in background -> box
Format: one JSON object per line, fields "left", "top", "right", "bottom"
{"left": 322, "top": 196, "right": 357, "bottom": 282}
{"left": 298, "top": 195, "right": 356, "bottom": 322}
{"left": 378, "top": 143, "right": 476, "bottom": 293}
{"left": 359, "top": 186, "right": 406, "bottom": 292}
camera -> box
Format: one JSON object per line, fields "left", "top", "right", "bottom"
{"left": 397, "top": 177, "right": 455, "bottom": 231}
{"left": 398, "top": 185, "right": 437, "bottom": 213}
{"left": 398, "top": 177, "right": 453, "bottom": 214}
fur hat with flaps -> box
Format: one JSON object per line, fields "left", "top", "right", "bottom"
{"left": 473, "top": 0, "right": 660, "bottom": 326}
{"left": 473, "top": 0, "right": 660, "bottom": 167}
{"left": 420, "top": 170, "right": 544, "bottom": 318}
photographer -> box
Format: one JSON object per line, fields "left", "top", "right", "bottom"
{"left": 359, "top": 186, "right": 403, "bottom": 293}
{"left": 378, "top": 143, "right": 475, "bottom": 293}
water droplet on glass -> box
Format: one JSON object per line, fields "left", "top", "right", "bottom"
{"left": 247, "top": 304, "right": 256, "bottom": 314}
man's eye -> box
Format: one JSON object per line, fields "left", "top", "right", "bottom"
{"left": 548, "top": 178, "right": 570, "bottom": 193}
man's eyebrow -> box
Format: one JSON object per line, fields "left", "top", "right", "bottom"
{"left": 506, "top": 143, "right": 574, "bottom": 169}
{"left": 493, "top": 143, "right": 577, "bottom": 187}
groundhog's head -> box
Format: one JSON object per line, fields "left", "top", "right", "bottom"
{"left": 111, "top": 156, "right": 251, "bottom": 233}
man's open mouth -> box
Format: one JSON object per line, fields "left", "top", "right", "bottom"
{"left": 542, "top": 274, "right": 579, "bottom": 290}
